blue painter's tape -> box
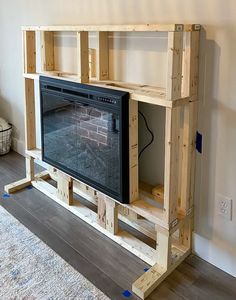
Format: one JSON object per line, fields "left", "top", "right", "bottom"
{"left": 196, "top": 131, "right": 202, "bottom": 153}
{"left": 122, "top": 290, "right": 132, "bottom": 297}
{"left": 2, "top": 193, "right": 10, "bottom": 198}
{"left": 26, "top": 185, "right": 33, "bottom": 190}
{"left": 144, "top": 267, "right": 149, "bottom": 272}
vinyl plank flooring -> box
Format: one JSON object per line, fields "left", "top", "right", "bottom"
{"left": 1, "top": 151, "right": 236, "bottom": 300}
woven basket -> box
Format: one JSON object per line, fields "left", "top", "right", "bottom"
{"left": 0, "top": 123, "right": 12, "bottom": 155}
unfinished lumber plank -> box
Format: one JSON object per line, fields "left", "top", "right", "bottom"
{"left": 23, "top": 31, "right": 36, "bottom": 73}
{"left": 25, "top": 155, "right": 34, "bottom": 181}
{"left": 89, "top": 48, "right": 96, "bottom": 78}
{"left": 21, "top": 24, "right": 191, "bottom": 32}
{"left": 24, "top": 79, "right": 36, "bottom": 150}
{"left": 139, "top": 181, "right": 164, "bottom": 204}
{"left": 57, "top": 170, "right": 73, "bottom": 205}
{"left": 98, "top": 194, "right": 119, "bottom": 234}
{"left": 166, "top": 31, "right": 183, "bottom": 100}
{"left": 129, "top": 99, "right": 139, "bottom": 203}
{"left": 179, "top": 30, "right": 199, "bottom": 214}
{"left": 77, "top": 31, "right": 89, "bottom": 83}
{"left": 97, "top": 32, "right": 109, "bottom": 80}
{"left": 155, "top": 228, "right": 172, "bottom": 269}
{"left": 163, "top": 107, "right": 180, "bottom": 225}
{"left": 41, "top": 31, "right": 54, "bottom": 71}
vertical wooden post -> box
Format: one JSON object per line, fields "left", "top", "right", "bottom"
{"left": 77, "top": 31, "right": 89, "bottom": 83}
{"left": 89, "top": 48, "right": 96, "bottom": 78}
{"left": 57, "top": 171, "right": 73, "bottom": 205}
{"left": 97, "top": 193, "right": 118, "bottom": 235}
{"left": 24, "top": 78, "right": 36, "bottom": 150}
{"left": 166, "top": 31, "right": 183, "bottom": 100}
{"left": 98, "top": 194, "right": 107, "bottom": 228}
{"left": 179, "top": 31, "right": 200, "bottom": 215}
{"left": 97, "top": 32, "right": 109, "bottom": 80}
{"left": 105, "top": 197, "right": 119, "bottom": 234}
{"left": 163, "top": 107, "right": 180, "bottom": 225}
{"left": 23, "top": 31, "right": 36, "bottom": 74}
{"left": 179, "top": 217, "right": 192, "bottom": 249}
{"left": 25, "top": 155, "right": 35, "bottom": 181}
{"left": 129, "top": 99, "right": 139, "bottom": 203}
{"left": 155, "top": 225, "right": 172, "bottom": 270}
{"left": 23, "top": 31, "right": 36, "bottom": 151}
{"left": 41, "top": 31, "right": 55, "bottom": 72}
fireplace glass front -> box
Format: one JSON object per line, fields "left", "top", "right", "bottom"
{"left": 40, "top": 77, "right": 130, "bottom": 203}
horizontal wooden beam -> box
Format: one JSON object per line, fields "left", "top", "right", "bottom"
{"left": 23, "top": 72, "right": 193, "bottom": 108}
{"left": 21, "top": 24, "right": 200, "bottom": 32}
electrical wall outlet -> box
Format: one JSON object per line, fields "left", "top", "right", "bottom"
{"left": 216, "top": 194, "right": 232, "bottom": 221}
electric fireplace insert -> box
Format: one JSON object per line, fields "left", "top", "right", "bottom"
{"left": 40, "top": 76, "right": 130, "bottom": 203}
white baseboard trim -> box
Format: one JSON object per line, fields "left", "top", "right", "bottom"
{"left": 192, "top": 232, "right": 236, "bottom": 277}
{"left": 12, "top": 137, "right": 25, "bottom": 156}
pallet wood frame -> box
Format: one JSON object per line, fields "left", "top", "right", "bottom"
{"left": 5, "top": 24, "right": 200, "bottom": 299}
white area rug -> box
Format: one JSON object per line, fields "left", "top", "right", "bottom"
{"left": 0, "top": 205, "right": 110, "bottom": 299}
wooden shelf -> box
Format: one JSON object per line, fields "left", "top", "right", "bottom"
{"left": 21, "top": 24, "right": 201, "bottom": 32}
{"left": 23, "top": 72, "right": 191, "bottom": 108}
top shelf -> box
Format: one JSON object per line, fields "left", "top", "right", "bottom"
{"left": 21, "top": 24, "right": 201, "bottom": 32}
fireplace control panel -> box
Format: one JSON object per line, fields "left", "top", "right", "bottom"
{"left": 97, "top": 96, "right": 117, "bottom": 105}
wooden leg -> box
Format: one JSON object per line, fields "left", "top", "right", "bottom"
{"left": 97, "top": 193, "right": 118, "bottom": 235}
{"left": 25, "top": 155, "right": 35, "bottom": 180}
{"left": 57, "top": 171, "right": 73, "bottom": 205}
{"left": 155, "top": 226, "right": 172, "bottom": 270}
{"left": 98, "top": 194, "right": 106, "bottom": 228}
{"left": 180, "top": 217, "right": 192, "bottom": 248}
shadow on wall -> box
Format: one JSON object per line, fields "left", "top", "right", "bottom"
{"left": 194, "top": 27, "right": 220, "bottom": 240}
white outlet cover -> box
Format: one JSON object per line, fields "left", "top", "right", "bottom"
{"left": 216, "top": 194, "right": 233, "bottom": 221}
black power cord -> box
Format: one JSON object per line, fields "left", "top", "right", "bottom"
{"left": 138, "top": 110, "right": 154, "bottom": 159}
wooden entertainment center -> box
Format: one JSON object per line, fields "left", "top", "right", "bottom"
{"left": 5, "top": 23, "right": 200, "bottom": 299}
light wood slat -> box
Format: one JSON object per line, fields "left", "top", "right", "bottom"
{"left": 25, "top": 155, "right": 34, "bottom": 180}
{"left": 77, "top": 31, "right": 89, "bottom": 83}
{"left": 166, "top": 32, "right": 183, "bottom": 100}
{"left": 57, "top": 170, "right": 73, "bottom": 205}
{"left": 129, "top": 99, "right": 139, "bottom": 203}
{"left": 21, "top": 24, "right": 200, "bottom": 32}
{"left": 24, "top": 78, "right": 36, "bottom": 150}
{"left": 163, "top": 107, "right": 180, "bottom": 225}
{"left": 97, "top": 32, "right": 109, "bottom": 80}
{"left": 23, "top": 31, "right": 36, "bottom": 73}
{"left": 41, "top": 31, "right": 55, "bottom": 71}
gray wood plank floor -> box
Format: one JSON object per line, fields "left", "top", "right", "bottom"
{"left": 0, "top": 151, "right": 236, "bottom": 300}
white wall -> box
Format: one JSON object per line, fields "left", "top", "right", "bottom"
{"left": 0, "top": 0, "right": 236, "bottom": 277}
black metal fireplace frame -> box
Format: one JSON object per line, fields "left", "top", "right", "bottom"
{"left": 40, "top": 76, "right": 130, "bottom": 203}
